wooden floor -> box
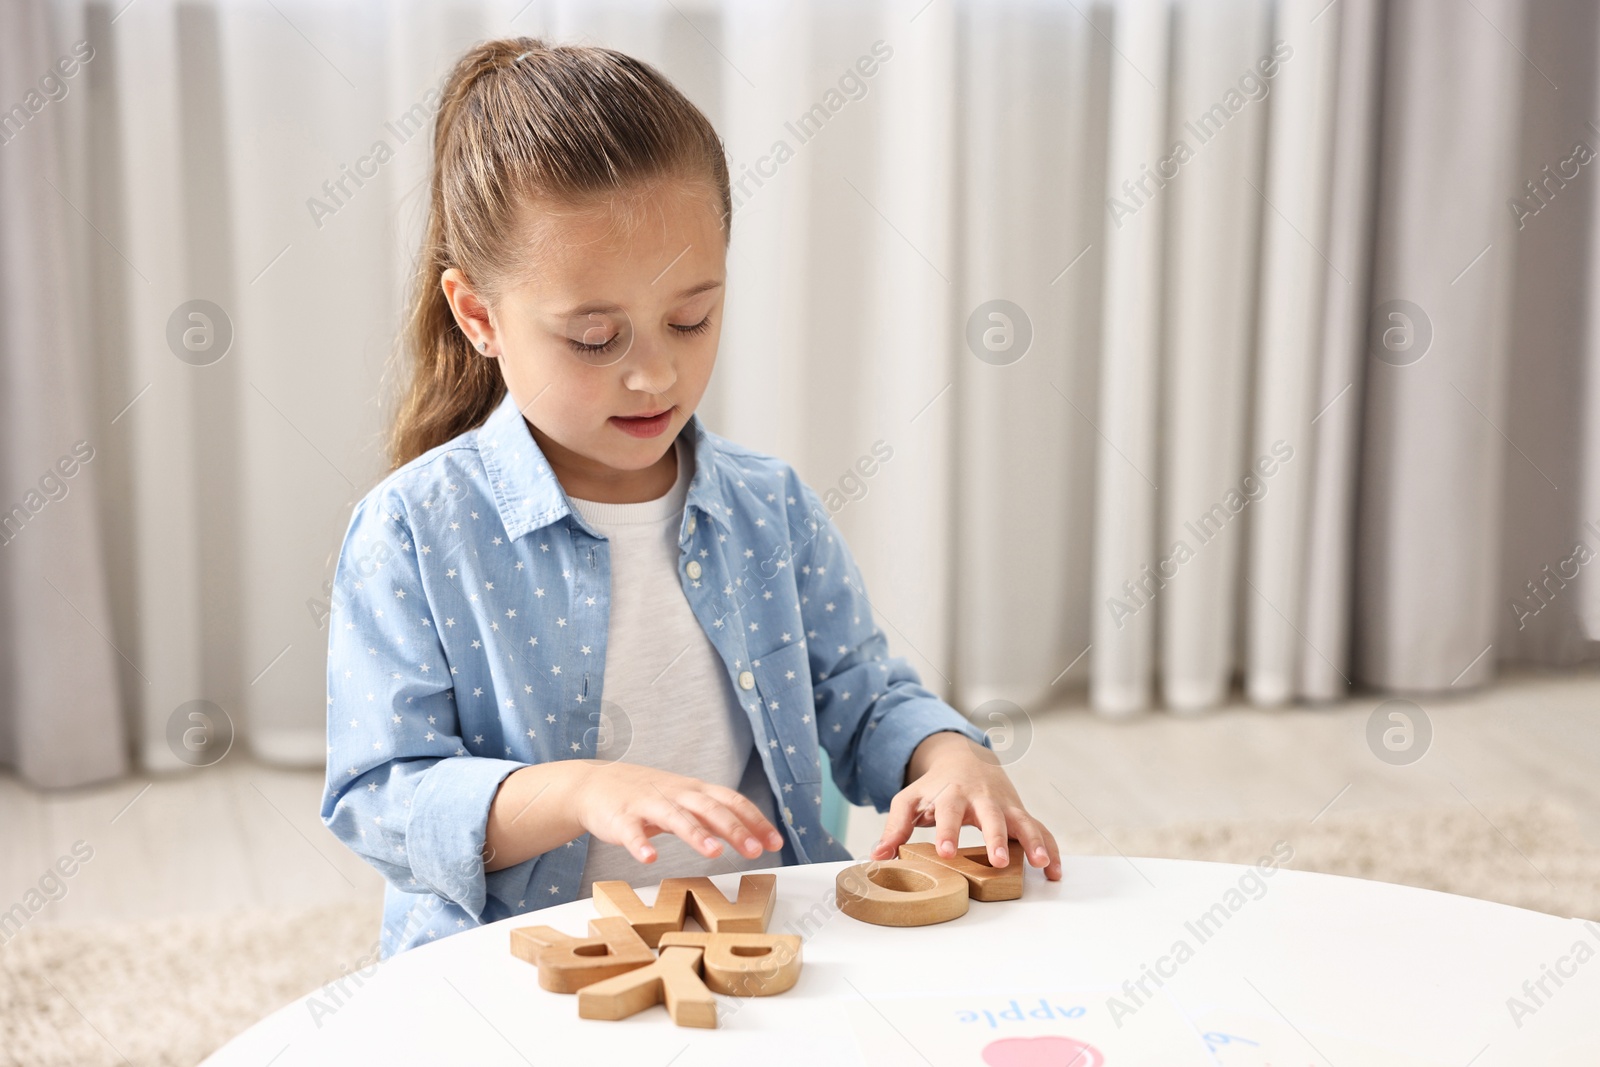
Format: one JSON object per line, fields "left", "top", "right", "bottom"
{"left": 851, "top": 667, "right": 1600, "bottom": 857}
{"left": 3, "top": 669, "right": 1597, "bottom": 926}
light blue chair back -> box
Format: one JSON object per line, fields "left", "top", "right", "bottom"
{"left": 818, "top": 748, "right": 850, "bottom": 843}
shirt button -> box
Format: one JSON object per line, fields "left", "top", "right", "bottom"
{"left": 686, "top": 560, "right": 702, "bottom": 580}
{"left": 738, "top": 671, "right": 755, "bottom": 690}
{"left": 686, "top": 514, "right": 697, "bottom": 535}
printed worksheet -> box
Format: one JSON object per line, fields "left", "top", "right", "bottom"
{"left": 845, "top": 990, "right": 1211, "bottom": 1065}
{"left": 842, "top": 992, "right": 1474, "bottom": 1065}
{"left": 1191, "top": 1008, "right": 1449, "bottom": 1066}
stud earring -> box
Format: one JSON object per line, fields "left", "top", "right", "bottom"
{"left": 477, "top": 340, "right": 488, "bottom": 353}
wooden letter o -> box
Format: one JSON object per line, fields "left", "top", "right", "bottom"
{"left": 835, "top": 858, "right": 969, "bottom": 927}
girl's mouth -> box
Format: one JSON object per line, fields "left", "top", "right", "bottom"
{"left": 609, "top": 408, "right": 673, "bottom": 438}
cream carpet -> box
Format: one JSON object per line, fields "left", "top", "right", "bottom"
{"left": 3, "top": 801, "right": 1598, "bottom": 1067}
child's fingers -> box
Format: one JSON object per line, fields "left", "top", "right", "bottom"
{"left": 931, "top": 786, "right": 967, "bottom": 859}
{"left": 645, "top": 795, "right": 724, "bottom": 858}
{"left": 676, "top": 791, "right": 769, "bottom": 859}
{"left": 1016, "top": 818, "right": 1063, "bottom": 880}
{"left": 701, "top": 784, "right": 786, "bottom": 850}
{"left": 618, "top": 821, "right": 658, "bottom": 863}
{"left": 971, "top": 796, "right": 1011, "bottom": 867}
{"left": 1039, "top": 822, "right": 1063, "bottom": 881}
{"left": 1011, "top": 810, "right": 1054, "bottom": 871}
{"left": 870, "top": 788, "right": 922, "bottom": 860}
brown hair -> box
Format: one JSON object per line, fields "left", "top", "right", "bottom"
{"left": 386, "top": 37, "right": 732, "bottom": 471}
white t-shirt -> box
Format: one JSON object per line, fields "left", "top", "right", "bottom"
{"left": 569, "top": 433, "right": 781, "bottom": 896}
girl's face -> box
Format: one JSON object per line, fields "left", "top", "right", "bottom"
{"left": 442, "top": 178, "right": 727, "bottom": 503}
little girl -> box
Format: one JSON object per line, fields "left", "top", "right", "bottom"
{"left": 321, "top": 36, "right": 1061, "bottom": 958}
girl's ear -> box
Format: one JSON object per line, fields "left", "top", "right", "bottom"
{"left": 440, "top": 267, "right": 497, "bottom": 356}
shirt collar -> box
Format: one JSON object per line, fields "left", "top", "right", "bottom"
{"left": 476, "top": 387, "right": 734, "bottom": 542}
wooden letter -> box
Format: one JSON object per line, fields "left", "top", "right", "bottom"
{"left": 593, "top": 874, "right": 776, "bottom": 945}
{"left": 508, "top": 915, "right": 654, "bottom": 993}
{"left": 657, "top": 931, "right": 803, "bottom": 996}
{"left": 590, "top": 880, "right": 690, "bottom": 948}
{"left": 898, "top": 838, "right": 1024, "bottom": 901}
{"left": 671, "top": 873, "right": 777, "bottom": 934}
{"left": 835, "top": 858, "right": 969, "bottom": 927}
{"left": 577, "top": 945, "right": 717, "bottom": 1028}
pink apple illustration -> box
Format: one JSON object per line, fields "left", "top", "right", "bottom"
{"left": 981, "top": 1036, "right": 1105, "bottom": 1067}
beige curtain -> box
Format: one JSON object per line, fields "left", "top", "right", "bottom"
{"left": 0, "top": 0, "right": 123, "bottom": 787}
{"left": 2, "top": 0, "right": 1596, "bottom": 789}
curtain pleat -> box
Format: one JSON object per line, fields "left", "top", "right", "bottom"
{"left": 0, "top": 0, "right": 124, "bottom": 787}
{"left": 1296, "top": 0, "right": 1383, "bottom": 703}
{"left": 1494, "top": 0, "right": 1600, "bottom": 668}
{"left": 105, "top": 0, "right": 209, "bottom": 770}
{"left": 1089, "top": 0, "right": 1169, "bottom": 717}
{"left": 1242, "top": 0, "right": 1339, "bottom": 707}
{"left": 955, "top": 2, "right": 1100, "bottom": 714}
{"left": 1158, "top": 0, "right": 1271, "bottom": 712}
{"left": 845, "top": 4, "right": 964, "bottom": 704}
{"left": 1586, "top": 4, "right": 1600, "bottom": 645}
{"left": 1356, "top": 0, "right": 1528, "bottom": 691}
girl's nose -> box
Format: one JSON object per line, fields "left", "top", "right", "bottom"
{"left": 619, "top": 339, "right": 677, "bottom": 396}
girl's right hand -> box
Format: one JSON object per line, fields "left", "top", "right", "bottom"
{"left": 575, "top": 762, "right": 787, "bottom": 864}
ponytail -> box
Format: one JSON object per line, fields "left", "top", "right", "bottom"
{"left": 388, "top": 178, "right": 506, "bottom": 472}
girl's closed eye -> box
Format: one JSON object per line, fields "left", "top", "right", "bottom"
{"left": 667, "top": 290, "right": 719, "bottom": 337}
{"left": 670, "top": 315, "right": 712, "bottom": 336}
{"left": 568, "top": 330, "right": 623, "bottom": 355}
{"left": 562, "top": 309, "right": 631, "bottom": 362}
{"left": 560, "top": 309, "right": 711, "bottom": 355}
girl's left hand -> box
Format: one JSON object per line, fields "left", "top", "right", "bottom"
{"left": 868, "top": 731, "right": 1063, "bottom": 880}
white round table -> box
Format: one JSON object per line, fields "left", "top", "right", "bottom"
{"left": 203, "top": 857, "right": 1600, "bottom": 1065}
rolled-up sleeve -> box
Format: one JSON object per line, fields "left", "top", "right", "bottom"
{"left": 405, "top": 751, "right": 526, "bottom": 913}
{"left": 320, "top": 488, "right": 523, "bottom": 921}
{"left": 789, "top": 481, "right": 993, "bottom": 812}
